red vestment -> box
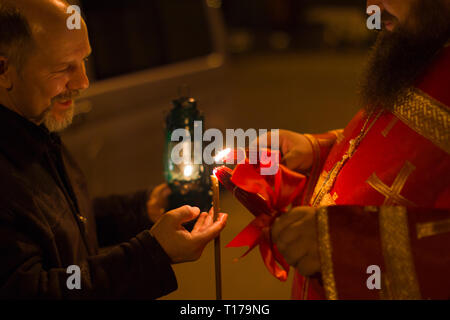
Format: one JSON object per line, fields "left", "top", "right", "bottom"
{"left": 292, "top": 43, "right": 450, "bottom": 299}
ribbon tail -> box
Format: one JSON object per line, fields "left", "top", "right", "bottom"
{"left": 259, "top": 239, "right": 289, "bottom": 282}
{"left": 272, "top": 243, "right": 291, "bottom": 275}
{"left": 226, "top": 219, "right": 262, "bottom": 252}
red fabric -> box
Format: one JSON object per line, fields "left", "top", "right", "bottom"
{"left": 308, "top": 45, "right": 450, "bottom": 299}
{"left": 289, "top": 45, "right": 450, "bottom": 300}
{"left": 216, "top": 150, "right": 307, "bottom": 281}
{"left": 291, "top": 271, "right": 325, "bottom": 300}
{"left": 326, "top": 206, "right": 386, "bottom": 299}
{"left": 324, "top": 206, "right": 450, "bottom": 300}
{"left": 415, "top": 45, "right": 450, "bottom": 107}
{"left": 406, "top": 208, "right": 450, "bottom": 299}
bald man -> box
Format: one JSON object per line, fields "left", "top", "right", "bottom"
{"left": 0, "top": 0, "right": 227, "bottom": 299}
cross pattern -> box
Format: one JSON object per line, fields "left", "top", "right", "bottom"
{"left": 366, "top": 161, "right": 416, "bottom": 207}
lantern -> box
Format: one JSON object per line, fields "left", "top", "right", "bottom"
{"left": 164, "top": 94, "right": 212, "bottom": 214}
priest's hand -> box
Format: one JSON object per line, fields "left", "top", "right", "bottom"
{"left": 271, "top": 206, "right": 321, "bottom": 276}
{"left": 253, "top": 129, "right": 313, "bottom": 172}
{"left": 146, "top": 183, "right": 172, "bottom": 223}
{"left": 150, "top": 205, "right": 228, "bottom": 263}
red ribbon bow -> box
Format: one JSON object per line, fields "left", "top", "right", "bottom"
{"left": 215, "top": 150, "right": 307, "bottom": 281}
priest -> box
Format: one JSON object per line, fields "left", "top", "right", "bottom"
{"left": 268, "top": 0, "right": 450, "bottom": 299}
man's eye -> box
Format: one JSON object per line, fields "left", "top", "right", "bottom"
{"left": 55, "top": 66, "right": 70, "bottom": 73}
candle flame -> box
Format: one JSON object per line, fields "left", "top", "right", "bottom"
{"left": 184, "top": 165, "right": 193, "bottom": 177}
{"left": 214, "top": 148, "right": 231, "bottom": 162}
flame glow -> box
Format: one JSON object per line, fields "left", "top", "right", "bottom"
{"left": 184, "top": 165, "right": 193, "bottom": 177}
{"left": 214, "top": 148, "right": 232, "bottom": 162}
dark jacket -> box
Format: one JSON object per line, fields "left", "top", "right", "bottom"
{"left": 0, "top": 105, "right": 177, "bottom": 299}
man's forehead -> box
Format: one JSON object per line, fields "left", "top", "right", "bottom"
{"left": 36, "top": 27, "right": 91, "bottom": 65}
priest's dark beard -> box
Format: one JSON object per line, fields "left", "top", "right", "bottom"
{"left": 360, "top": 0, "right": 450, "bottom": 113}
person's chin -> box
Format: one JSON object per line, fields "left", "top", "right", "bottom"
{"left": 44, "top": 103, "right": 75, "bottom": 132}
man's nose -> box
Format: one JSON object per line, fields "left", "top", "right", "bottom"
{"left": 67, "top": 65, "right": 90, "bottom": 92}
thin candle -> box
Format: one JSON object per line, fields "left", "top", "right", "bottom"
{"left": 210, "top": 174, "right": 222, "bottom": 300}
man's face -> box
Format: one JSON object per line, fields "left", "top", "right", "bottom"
{"left": 8, "top": 19, "right": 91, "bottom": 132}
{"left": 361, "top": 0, "right": 450, "bottom": 111}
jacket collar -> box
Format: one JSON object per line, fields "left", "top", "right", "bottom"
{"left": 0, "top": 104, "right": 61, "bottom": 168}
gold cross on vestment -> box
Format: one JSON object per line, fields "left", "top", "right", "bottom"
{"left": 366, "top": 161, "right": 416, "bottom": 207}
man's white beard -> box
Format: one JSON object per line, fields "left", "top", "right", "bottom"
{"left": 43, "top": 104, "right": 75, "bottom": 132}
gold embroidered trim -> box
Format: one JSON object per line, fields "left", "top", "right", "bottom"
{"left": 379, "top": 206, "right": 421, "bottom": 299}
{"left": 312, "top": 111, "right": 383, "bottom": 207}
{"left": 303, "top": 134, "right": 322, "bottom": 205}
{"left": 319, "top": 193, "right": 337, "bottom": 206}
{"left": 366, "top": 161, "right": 416, "bottom": 207}
{"left": 416, "top": 218, "right": 450, "bottom": 239}
{"left": 379, "top": 273, "right": 393, "bottom": 300}
{"left": 311, "top": 170, "right": 328, "bottom": 206}
{"left": 392, "top": 88, "right": 450, "bottom": 154}
{"left": 317, "top": 207, "right": 338, "bottom": 300}
{"left": 332, "top": 192, "right": 339, "bottom": 201}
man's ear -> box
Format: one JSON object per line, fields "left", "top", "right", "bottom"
{"left": 0, "top": 56, "right": 13, "bottom": 90}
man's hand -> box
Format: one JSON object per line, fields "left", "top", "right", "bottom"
{"left": 146, "top": 183, "right": 172, "bottom": 223}
{"left": 150, "top": 205, "right": 228, "bottom": 263}
{"left": 271, "top": 206, "right": 320, "bottom": 276}
{"left": 254, "top": 129, "right": 314, "bottom": 172}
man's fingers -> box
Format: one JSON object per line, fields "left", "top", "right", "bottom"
{"left": 271, "top": 207, "right": 310, "bottom": 242}
{"left": 149, "top": 184, "right": 172, "bottom": 209}
{"left": 194, "top": 214, "right": 228, "bottom": 242}
{"left": 204, "top": 207, "right": 214, "bottom": 226}
{"left": 152, "top": 183, "right": 171, "bottom": 199}
{"left": 153, "top": 183, "right": 169, "bottom": 193}
{"left": 168, "top": 205, "right": 201, "bottom": 226}
{"left": 282, "top": 150, "right": 305, "bottom": 171}
{"left": 192, "top": 212, "right": 208, "bottom": 232}
{"left": 275, "top": 219, "right": 307, "bottom": 251}
{"left": 157, "top": 185, "right": 171, "bottom": 205}
{"left": 281, "top": 236, "right": 307, "bottom": 266}
{"left": 251, "top": 131, "right": 271, "bottom": 150}
{"left": 295, "top": 253, "right": 320, "bottom": 276}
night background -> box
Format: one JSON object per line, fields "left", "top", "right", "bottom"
{"left": 62, "top": 0, "right": 373, "bottom": 299}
